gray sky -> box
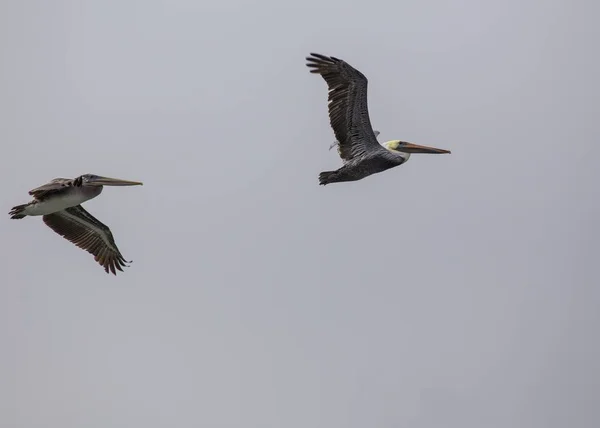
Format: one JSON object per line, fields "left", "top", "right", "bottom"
{"left": 0, "top": 0, "right": 598, "bottom": 427}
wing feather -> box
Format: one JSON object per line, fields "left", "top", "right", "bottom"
{"left": 42, "top": 205, "right": 131, "bottom": 275}
{"left": 306, "top": 53, "right": 384, "bottom": 162}
{"left": 29, "top": 177, "right": 82, "bottom": 200}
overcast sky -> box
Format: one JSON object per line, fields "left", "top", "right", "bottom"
{"left": 0, "top": 0, "right": 598, "bottom": 427}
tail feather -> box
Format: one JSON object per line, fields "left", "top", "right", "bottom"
{"left": 319, "top": 171, "right": 337, "bottom": 186}
{"left": 9, "top": 203, "right": 29, "bottom": 219}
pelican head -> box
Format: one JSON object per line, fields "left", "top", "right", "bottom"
{"left": 384, "top": 140, "right": 451, "bottom": 155}
{"left": 81, "top": 174, "right": 143, "bottom": 187}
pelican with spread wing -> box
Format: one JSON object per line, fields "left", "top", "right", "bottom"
{"left": 306, "top": 53, "right": 451, "bottom": 185}
{"left": 9, "top": 174, "right": 143, "bottom": 275}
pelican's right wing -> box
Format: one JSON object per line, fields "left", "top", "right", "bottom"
{"left": 29, "top": 178, "right": 78, "bottom": 199}
{"left": 42, "top": 205, "right": 131, "bottom": 275}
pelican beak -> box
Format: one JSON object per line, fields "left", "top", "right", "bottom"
{"left": 399, "top": 143, "right": 451, "bottom": 154}
{"left": 89, "top": 176, "right": 144, "bottom": 186}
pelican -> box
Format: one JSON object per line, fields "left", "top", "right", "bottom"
{"left": 9, "top": 174, "right": 143, "bottom": 275}
{"left": 306, "top": 53, "right": 451, "bottom": 185}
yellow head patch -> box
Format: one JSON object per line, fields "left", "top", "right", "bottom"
{"left": 383, "top": 140, "right": 401, "bottom": 150}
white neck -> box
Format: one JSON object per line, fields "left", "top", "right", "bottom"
{"left": 382, "top": 142, "right": 411, "bottom": 162}
{"left": 399, "top": 152, "right": 411, "bottom": 162}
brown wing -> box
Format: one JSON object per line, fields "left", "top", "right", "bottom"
{"left": 306, "top": 53, "right": 384, "bottom": 162}
{"left": 42, "top": 205, "right": 131, "bottom": 275}
{"left": 29, "top": 177, "right": 81, "bottom": 200}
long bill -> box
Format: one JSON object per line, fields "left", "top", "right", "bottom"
{"left": 89, "top": 176, "right": 144, "bottom": 186}
{"left": 399, "top": 143, "right": 451, "bottom": 154}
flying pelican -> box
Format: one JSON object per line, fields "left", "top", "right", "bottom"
{"left": 9, "top": 174, "right": 143, "bottom": 275}
{"left": 306, "top": 53, "right": 451, "bottom": 185}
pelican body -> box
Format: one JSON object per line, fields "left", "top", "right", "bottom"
{"left": 306, "top": 53, "right": 451, "bottom": 185}
{"left": 9, "top": 174, "right": 143, "bottom": 275}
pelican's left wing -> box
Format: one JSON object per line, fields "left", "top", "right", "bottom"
{"left": 306, "top": 53, "right": 384, "bottom": 162}
{"left": 42, "top": 205, "right": 131, "bottom": 275}
{"left": 329, "top": 130, "right": 380, "bottom": 151}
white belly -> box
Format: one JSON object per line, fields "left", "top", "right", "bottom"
{"left": 24, "top": 192, "right": 93, "bottom": 216}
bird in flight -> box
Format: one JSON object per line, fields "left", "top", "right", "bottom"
{"left": 306, "top": 53, "right": 451, "bottom": 185}
{"left": 9, "top": 174, "right": 143, "bottom": 275}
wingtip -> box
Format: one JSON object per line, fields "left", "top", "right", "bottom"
{"left": 101, "top": 257, "right": 133, "bottom": 276}
{"left": 306, "top": 52, "right": 336, "bottom": 63}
